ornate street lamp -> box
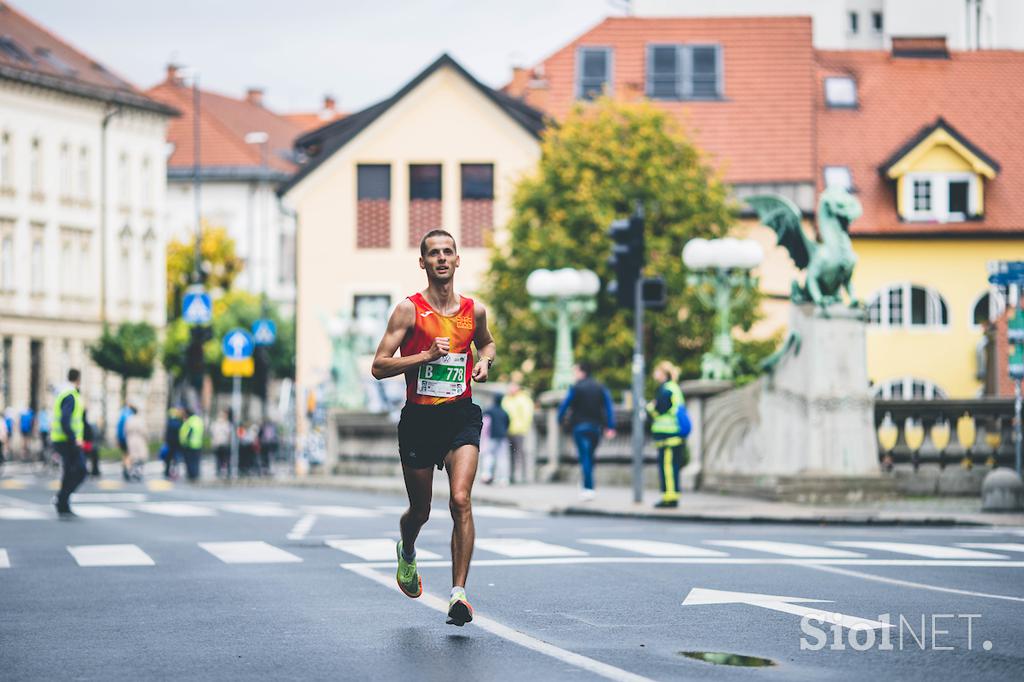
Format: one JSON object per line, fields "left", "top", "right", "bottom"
{"left": 526, "top": 268, "right": 600, "bottom": 391}
{"left": 682, "top": 237, "right": 764, "bottom": 381}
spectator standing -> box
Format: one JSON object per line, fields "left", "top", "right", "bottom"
{"left": 482, "top": 395, "right": 511, "bottom": 486}
{"left": 19, "top": 407, "right": 34, "bottom": 460}
{"left": 210, "top": 410, "right": 232, "bottom": 478}
{"left": 124, "top": 406, "right": 148, "bottom": 481}
{"left": 557, "top": 363, "right": 616, "bottom": 500}
{"left": 647, "top": 361, "right": 688, "bottom": 508}
{"left": 52, "top": 369, "right": 86, "bottom": 517}
{"left": 0, "top": 411, "right": 8, "bottom": 469}
{"left": 501, "top": 378, "right": 534, "bottom": 484}
{"left": 116, "top": 404, "right": 133, "bottom": 481}
{"left": 163, "top": 407, "right": 184, "bottom": 480}
{"left": 258, "top": 420, "right": 278, "bottom": 474}
{"left": 178, "top": 409, "right": 204, "bottom": 482}
{"left": 82, "top": 410, "right": 99, "bottom": 477}
{"left": 38, "top": 409, "right": 50, "bottom": 458}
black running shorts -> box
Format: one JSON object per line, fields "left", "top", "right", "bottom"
{"left": 398, "top": 398, "right": 483, "bottom": 470}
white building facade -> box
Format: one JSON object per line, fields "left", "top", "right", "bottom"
{"left": 634, "top": 0, "right": 1024, "bottom": 50}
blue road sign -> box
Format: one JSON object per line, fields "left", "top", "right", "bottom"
{"left": 182, "top": 289, "right": 212, "bottom": 325}
{"left": 222, "top": 328, "right": 254, "bottom": 360}
{"left": 252, "top": 319, "right": 277, "bottom": 346}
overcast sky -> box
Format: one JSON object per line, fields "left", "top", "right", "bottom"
{"left": 23, "top": 0, "right": 627, "bottom": 113}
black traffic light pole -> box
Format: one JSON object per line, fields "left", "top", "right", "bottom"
{"left": 630, "top": 232, "right": 646, "bottom": 504}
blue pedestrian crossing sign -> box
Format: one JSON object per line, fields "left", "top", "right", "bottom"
{"left": 222, "top": 328, "right": 254, "bottom": 360}
{"left": 182, "top": 289, "right": 212, "bottom": 325}
{"left": 252, "top": 319, "right": 277, "bottom": 346}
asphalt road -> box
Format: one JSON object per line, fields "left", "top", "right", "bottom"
{"left": 1, "top": 469, "right": 1022, "bottom": 681}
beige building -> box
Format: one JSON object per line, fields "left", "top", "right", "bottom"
{"left": 280, "top": 55, "right": 543, "bottom": 421}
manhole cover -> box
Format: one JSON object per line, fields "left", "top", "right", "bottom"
{"left": 680, "top": 651, "right": 776, "bottom": 667}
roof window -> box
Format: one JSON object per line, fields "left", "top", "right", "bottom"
{"left": 34, "top": 47, "right": 76, "bottom": 76}
{"left": 0, "top": 35, "right": 33, "bottom": 63}
{"left": 824, "top": 76, "right": 857, "bottom": 108}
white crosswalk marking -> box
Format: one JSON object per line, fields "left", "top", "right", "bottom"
{"left": 68, "top": 544, "right": 155, "bottom": 567}
{"left": 72, "top": 505, "right": 134, "bottom": 519}
{"left": 475, "top": 538, "right": 587, "bottom": 558}
{"left": 580, "top": 539, "right": 729, "bottom": 557}
{"left": 199, "top": 541, "right": 302, "bottom": 564}
{"left": 473, "top": 506, "right": 535, "bottom": 519}
{"left": 706, "top": 541, "right": 865, "bottom": 558}
{"left": 0, "top": 507, "right": 49, "bottom": 520}
{"left": 831, "top": 542, "right": 1009, "bottom": 559}
{"left": 326, "top": 539, "right": 442, "bottom": 561}
{"left": 0, "top": 548, "right": 9, "bottom": 568}
{"left": 220, "top": 503, "right": 297, "bottom": 517}
{"left": 958, "top": 543, "right": 1024, "bottom": 553}
{"left": 300, "top": 505, "right": 380, "bottom": 518}
{"left": 72, "top": 493, "right": 146, "bottom": 503}
{"left": 134, "top": 502, "right": 217, "bottom": 517}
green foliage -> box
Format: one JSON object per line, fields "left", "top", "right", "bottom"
{"left": 483, "top": 98, "right": 773, "bottom": 396}
{"left": 161, "top": 290, "right": 295, "bottom": 391}
{"left": 166, "top": 225, "right": 244, "bottom": 321}
{"left": 89, "top": 322, "right": 158, "bottom": 401}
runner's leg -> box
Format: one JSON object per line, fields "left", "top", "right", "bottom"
{"left": 445, "top": 444, "right": 478, "bottom": 588}
{"left": 400, "top": 463, "right": 434, "bottom": 555}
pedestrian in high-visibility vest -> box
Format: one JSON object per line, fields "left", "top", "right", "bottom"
{"left": 179, "top": 409, "right": 205, "bottom": 482}
{"left": 647, "top": 361, "right": 687, "bottom": 509}
{"left": 51, "top": 368, "right": 86, "bottom": 517}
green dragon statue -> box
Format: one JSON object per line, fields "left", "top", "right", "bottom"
{"left": 747, "top": 187, "right": 863, "bottom": 309}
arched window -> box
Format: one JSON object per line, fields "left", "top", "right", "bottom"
{"left": 971, "top": 286, "right": 1008, "bottom": 327}
{"left": 866, "top": 283, "right": 949, "bottom": 328}
{"left": 874, "top": 377, "right": 948, "bottom": 400}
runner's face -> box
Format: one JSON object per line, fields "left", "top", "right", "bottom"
{"left": 420, "top": 236, "right": 459, "bottom": 281}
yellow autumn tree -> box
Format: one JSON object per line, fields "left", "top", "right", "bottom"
{"left": 165, "top": 224, "right": 244, "bottom": 321}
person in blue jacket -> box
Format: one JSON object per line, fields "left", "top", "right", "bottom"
{"left": 557, "top": 362, "right": 616, "bottom": 500}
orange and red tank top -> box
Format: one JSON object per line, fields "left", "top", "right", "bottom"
{"left": 400, "top": 292, "right": 476, "bottom": 406}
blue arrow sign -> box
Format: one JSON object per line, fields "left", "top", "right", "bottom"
{"left": 182, "top": 289, "right": 212, "bottom": 325}
{"left": 222, "top": 328, "right": 254, "bottom": 360}
{"left": 252, "top": 319, "right": 277, "bottom": 346}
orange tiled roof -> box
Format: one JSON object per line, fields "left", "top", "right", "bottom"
{"left": 146, "top": 74, "right": 305, "bottom": 174}
{"left": 504, "top": 16, "right": 816, "bottom": 185}
{"left": 284, "top": 110, "right": 346, "bottom": 133}
{"left": 816, "top": 49, "right": 1024, "bottom": 236}
{"left": 0, "top": 2, "right": 175, "bottom": 115}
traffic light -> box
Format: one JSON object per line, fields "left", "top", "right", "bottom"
{"left": 608, "top": 208, "right": 645, "bottom": 308}
{"left": 185, "top": 325, "right": 212, "bottom": 382}
{"left": 641, "top": 276, "right": 667, "bottom": 310}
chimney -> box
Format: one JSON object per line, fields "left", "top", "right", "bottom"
{"left": 166, "top": 63, "right": 182, "bottom": 85}
{"left": 891, "top": 36, "right": 949, "bottom": 59}
{"left": 322, "top": 94, "right": 336, "bottom": 112}
{"left": 246, "top": 87, "right": 264, "bottom": 107}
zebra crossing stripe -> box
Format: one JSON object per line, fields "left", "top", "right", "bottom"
{"left": 830, "top": 542, "right": 1009, "bottom": 560}
{"left": 300, "top": 505, "right": 380, "bottom": 518}
{"left": 220, "top": 503, "right": 297, "bottom": 517}
{"left": 957, "top": 543, "right": 1024, "bottom": 554}
{"left": 475, "top": 538, "right": 587, "bottom": 558}
{"left": 199, "top": 541, "right": 302, "bottom": 564}
{"left": 67, "top": 544, "right": 155, "bottom": 567}
{"left": 0, "top": 548, "right": 9, "bottom": 568}
{"left": 134, "top": 502, "right": 217, "bottom": 517}
{"left": 70, "top": 505, "right": 134, "bottom": 519}
{"left": 580, "top": 539, "right": 728, "bottom": 557}
{"left": 707, "top": 541, "right": 865, "bottom": 558}
{"left": 326, "top": 539, "right": 441, "bottom": 561}
{"left": 0, "top": 507, "right": 49, "bottom": 520}
{"left": 473, "top": 506, "right": 535, "bottom": 519}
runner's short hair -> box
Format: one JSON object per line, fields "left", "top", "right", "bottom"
{"left": 419, "top": 229, "right": 457, "bottom": 257}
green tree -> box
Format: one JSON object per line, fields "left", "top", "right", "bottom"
{"left": 166, "top": 225, "right": 244, "bottom": 321}
{"left": 89, "top": 322, "right": 159, "bottom": 402}
{"left": 483, "top": 98, "right": 773, "bottom": 395}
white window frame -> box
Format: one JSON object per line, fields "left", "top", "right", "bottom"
{"left": 0, "top": 224, "right": 14, "bottom": 291}
{"left": 823, "top": 166, "right": 852, "bottom": 191}
{"left": 29, "top": 137, "right": 42, "bottom": 194}
{"left": 970, "top": 286, "right": 1009, "bottom": 330}
{"left": 824, "top": 76, "right": 857, "bottom": 108}
{"left": 902, "top": 171, "right": 978, "bottom": 222}
{"left": 867, "top": 283, "right": 950, "bottom": 330}
{"left": 874, "top": 377, "right": 947, "bottom": 400}
{"left": 0, "top": 131, "right": 12, "bottom": 189}
{"left": 59, "top": 141, "right": 72, "bottom": 199}
{"left": 576, "top": 46, "right": 613, "bottom": 101}
{"left": 646, "top": 44, "right": 682, "bottom": 100}
{"left": 78, "top": 146, "right": 90, "bottom": 200}
{"left": 646, "top": 43, "right": 724, "bottom": 100}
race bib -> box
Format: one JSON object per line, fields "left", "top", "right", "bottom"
{"left": 417, "top": 353, "right": 468, "bottom": 398}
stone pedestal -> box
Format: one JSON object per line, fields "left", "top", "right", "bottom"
{"left": 702, "top": 304, "right": 886, "bottom": 500}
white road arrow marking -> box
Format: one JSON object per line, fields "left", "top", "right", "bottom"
{"left": 682, "top": 587, "right": 892, "bottom": 631}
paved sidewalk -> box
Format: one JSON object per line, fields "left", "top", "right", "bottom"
{"left": 219, "top": 473, "right": 1024, "bottom": 527}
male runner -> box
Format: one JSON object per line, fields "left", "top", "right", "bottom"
{"left": 371, "top": 229, "right": 496, "bottom": 627}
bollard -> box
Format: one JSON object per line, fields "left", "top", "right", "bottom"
{"left": 981, "top": 468, "right": 1024, "bottom": 512}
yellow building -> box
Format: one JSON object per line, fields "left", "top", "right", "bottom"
{"left": 817, "top": 46, "right": 1024, "bottom": 398}
{"left": 279, "top": 55, "right": 543, "bottom": 417}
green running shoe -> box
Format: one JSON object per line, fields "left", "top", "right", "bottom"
{"left": 446, "top": 592, "right": 474, "bottom": 626}
{"left": 396, "top": 540, "right": 422, "bottom": 598}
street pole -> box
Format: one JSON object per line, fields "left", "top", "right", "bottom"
{"left": 631, "top": 246, "right": 645, "bottom": 504}
{"left": 192, "top": 75, "right": 202, "bottom": 281}
{"left": 230, "top": 375, "right": 241, "bottom": 479}
{"left": 1015, "top": 377, "right": 1022, "bottom": 477}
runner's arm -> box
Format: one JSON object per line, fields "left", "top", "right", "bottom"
{"left": 371, "top": 300, "right": 444, "bottom": 379}
{"left": 471, "top": 302, "right": 496, "bottom": 382}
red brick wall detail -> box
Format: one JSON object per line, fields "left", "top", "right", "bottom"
{"left": 357, "top": 199, "right": 391, "bottom": 248}
{"left": 460, "top": 199, "right": 493, "bottom": 248}
{"left": 408, "top": 199, "right": 442, "bottom": 248}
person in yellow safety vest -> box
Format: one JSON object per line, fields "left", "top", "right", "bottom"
{"left": 647, "top": 360, "right": 687, "bottom": 509}
{"left": 179, "top": 408, "right": 205, "bottom": 482}
{"left": 51, "top": 368, "right": 86, "bottom": 517}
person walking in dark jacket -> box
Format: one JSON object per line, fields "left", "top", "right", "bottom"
{"left": 52, "top": 369, "right": 86, "bottom": 517}
{"left": 163, "top": 407, "right": 184, "bottom": 480}
{"left": 481, "top": 395, "right": 510, "bottom": 485}
{"left": 557, "top": 363, "right": 616, "bottom": 500}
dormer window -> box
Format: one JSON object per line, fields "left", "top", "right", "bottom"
{"left": 824, "top": 76, "right": 857, "bottom": 108}
{"left": 903, "top": 173, "right": 977, "bottom": 222}
{"left": 823, "top": 166, "right": 852, "bottom": 191}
